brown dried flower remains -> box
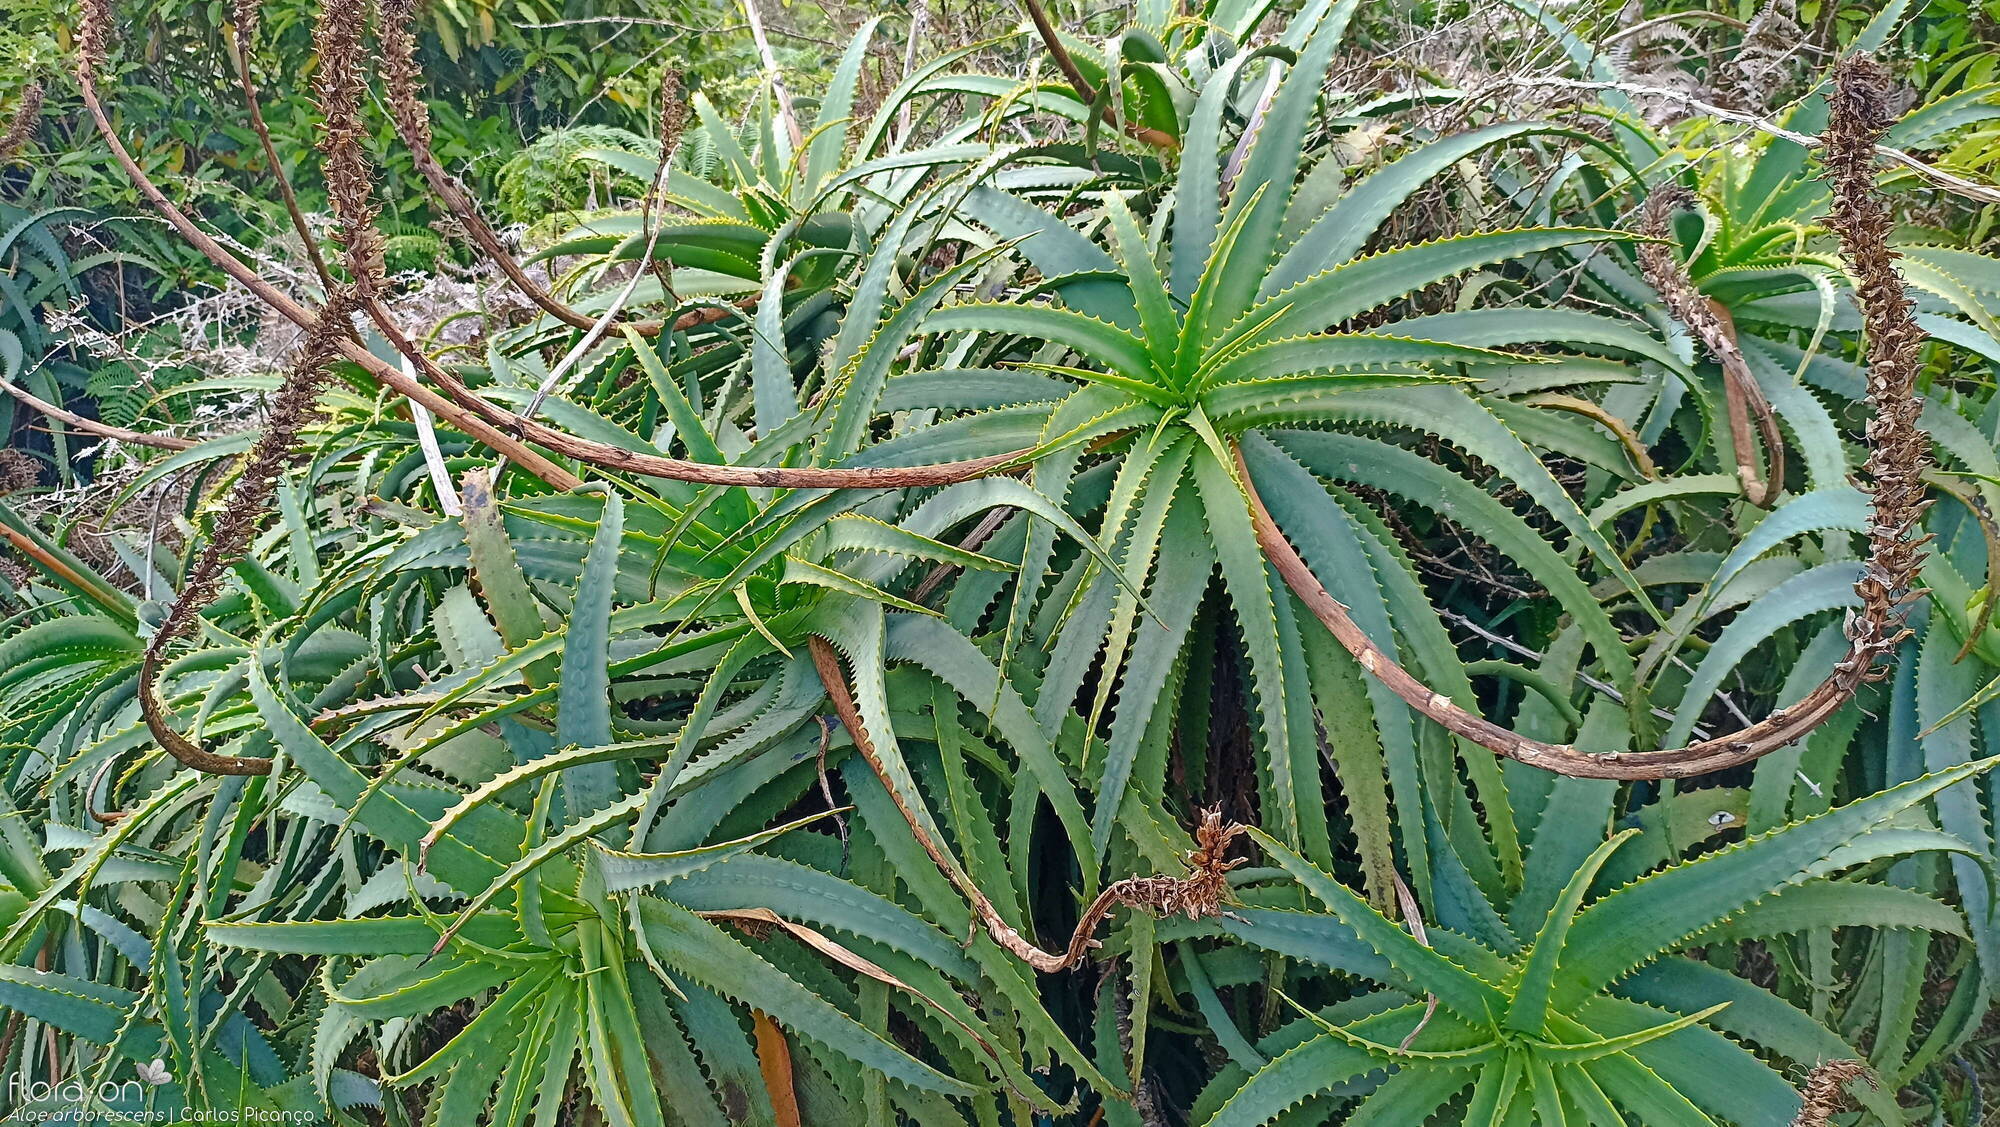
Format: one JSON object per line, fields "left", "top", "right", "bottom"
{"left": 1010, "top": 808, "right": 1247, "bottom": 971}
{"left": 231, "top": 0, "right": 261, "bottom": 64}
{"left": 811, "top": 636, "right": 1243, "bottom": 973}
{"left": 314, "top": 0, "right": 385, "bottom": 292}
{"left": 1822, "top": 54, "right": 1932, "bottom": 683}
{"left": 0, "top": 82, "right": 44, "bottom": 159}
{"left": 138, "top": 292, "right": 359, "bottom": 776}
{"left": 0, "top": 449, "right": 40, "bottom": 495}
{"left": 77, "top": 0, "right": 112, "bottom": 80}
{"left": 1789, "top": 1059, "right": 1874, "bottom": 1127}
{"left": 1637, "top": 185, "right": 1785, "bottom": 507}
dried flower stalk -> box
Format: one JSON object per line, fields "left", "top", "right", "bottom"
{"left": 643, "top": 71, "right": 688, "bottom": 304}
{"left": 376, "top": 0, "right": 593, "bottom": 331}
{"left": 232, "top": 0, "right": 334, "bottom": 289}
{"left": 810, "top": 636, "right": 1242, "bottom": 972}
{"left": 1247, "top": 54, "right": 1931, "bottom": 780}
{"left": 71, "top": 0, "right": 581, "bottom": 488}
{"left": 138, "top": 292, "right": 360, "bottom": 776}
{"left": 75, "top": 0, "right": 1028, "bottom": 490}
{"left": 314, "top": 0, "right": 385, "bottom": 295}
{"left": 376, "top": 0, "right": 749, "bottom": 339}
{"left": 0, "top": 82, "right": 43, "bottom": 159}
{"left": 1789, "top": 1059, "right": 1873, "bottom": 1127}
{"left": 1638, "top": 186, "right": 1786, "bottom": 507}
{"left": 322, "top": 16, "right": 1029, "bottom": 488}
{"left": 1822, "top": 54, "right": 1933, "bottom": 685}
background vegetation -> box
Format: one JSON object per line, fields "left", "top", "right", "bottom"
{"left": 3, "top": 0, "right": 2000, "bottom": 1124}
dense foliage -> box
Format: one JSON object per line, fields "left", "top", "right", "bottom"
{"left": 4, "top": 0, "right": 2000, "bottom": 1124}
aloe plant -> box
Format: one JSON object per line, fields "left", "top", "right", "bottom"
{"left": 1190, "top": 750, "right": 1990, "bottom": 1123}
{"left": 6, "top": 2, "right": 2000, "bottom": 1124}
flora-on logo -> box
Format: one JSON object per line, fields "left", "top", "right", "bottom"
{"left": 6, "top": 1070, "right": 155, "bottom": 1108}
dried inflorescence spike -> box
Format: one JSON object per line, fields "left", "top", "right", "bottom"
{"left": 811, "top": 634, "right": 1245, "bottom": 973}
{"left": 644, "top": 70, "right": 689, "bottom": 299}
{"left": 1637, "top": 186, "right": 1785, "bottom": 507}
{"left": 0, "top": 82, "right": 44, "bottom": 159}
{"left": 313, "top": 0, "right": 385, "bottom": 292}
{"left": 76, "top": 0, "right": 113, "bottom": 80}
{"left": 1145, "top": 808, "right": 1249, "bottom": 920}
{"left": 1788, "top": 1059, "right": 1874, "bottom": 1127}
{"left": 1040, "top": 808, "right": 1248, "bottom": 968}
{"left": 231, "top": 0, "right": 261, "bottom": 64}
{"left": 376, "top": 0, "right": 435, "bottom": 156}
{"left": 658, "top": 70, "right": 690, "bottom": 155}
{"left": 376, "top": 0, "right": 603, "bottom": 331}
{"left": 0, "top": 448, "right": 40, "bottom": 495}
{"left": 1822, "top": 54, "right": 1932, "bottom": 687}
{"left": 139, "top": 291, "right": 361, "bottom": 776}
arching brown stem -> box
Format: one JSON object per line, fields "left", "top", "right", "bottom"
{"left": 808, "top": 636, "right": 1240, "bottom": 972}
{"left": 0, "top": 377, "right": 194, "bottom": 450}
{"left": 374, "top": 0, "right": 596, "bottom": 332}
{"left": 86, "top": 760, "right": 128, "bottom": 825}
{"left": 1240, "top": 57, "right": 1929, "bottom": 781}
{"left": 377, "top": 1, "right": 757, "bottom": 340}
{"left": 1017, "top": 0, "right": 1178, "bottom": 151}
{"left": 135, "top": 290, "right": 363, "bottom": 778}
{"left": 230, "top": 0, "right": 335, "bottom": 292}
{"left": 70, "top": 9, "right": 1035, "bottom": 492}
{"left": 71, "top": 0, "right": 581, "bottom": 490}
